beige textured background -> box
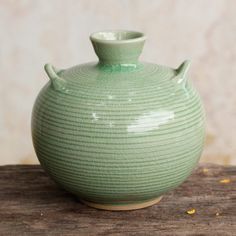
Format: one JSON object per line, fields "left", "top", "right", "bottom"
{"left": 1, "top": 0, "right": 236, "bottom": 165}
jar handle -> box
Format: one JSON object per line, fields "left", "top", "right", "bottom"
{"left": 174, "top": 60, "right": 191, "bottom": 86}
{"left": 44, "top": 63, "right": 67, "bottom": 91}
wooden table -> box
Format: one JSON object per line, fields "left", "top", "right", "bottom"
{"left": 0, "top": 164, "right": 235, "bottom": 235}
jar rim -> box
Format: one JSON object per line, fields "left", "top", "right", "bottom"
{"left": 90, "top": 30, "right": 146, "bottom": 44}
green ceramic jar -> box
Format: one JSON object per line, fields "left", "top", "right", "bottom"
{"left": 32, "top": 30, "right": 205, "bottom": 210}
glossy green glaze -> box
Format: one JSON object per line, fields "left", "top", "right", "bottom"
{"left": 31, "top": 30, "right": 205, "bottom": 210}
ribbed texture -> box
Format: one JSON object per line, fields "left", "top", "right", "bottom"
{"left": 32, "top": 62, "right": 205, "bottom": 204}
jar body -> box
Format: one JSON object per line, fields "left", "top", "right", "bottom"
{"left": 32, "top": 61, "right": 205, "bottom": 207}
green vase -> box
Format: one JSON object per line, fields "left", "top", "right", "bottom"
{"left": 31, "top": 30, "right": 205, "bottom": 210}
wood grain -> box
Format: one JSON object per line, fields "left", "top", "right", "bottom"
{"left": 0, "top": 164, "right": 235, "bottom": 236}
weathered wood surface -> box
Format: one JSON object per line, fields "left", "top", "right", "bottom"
{"left": 0, "top": 164, "right": 235, "bottom": 236}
